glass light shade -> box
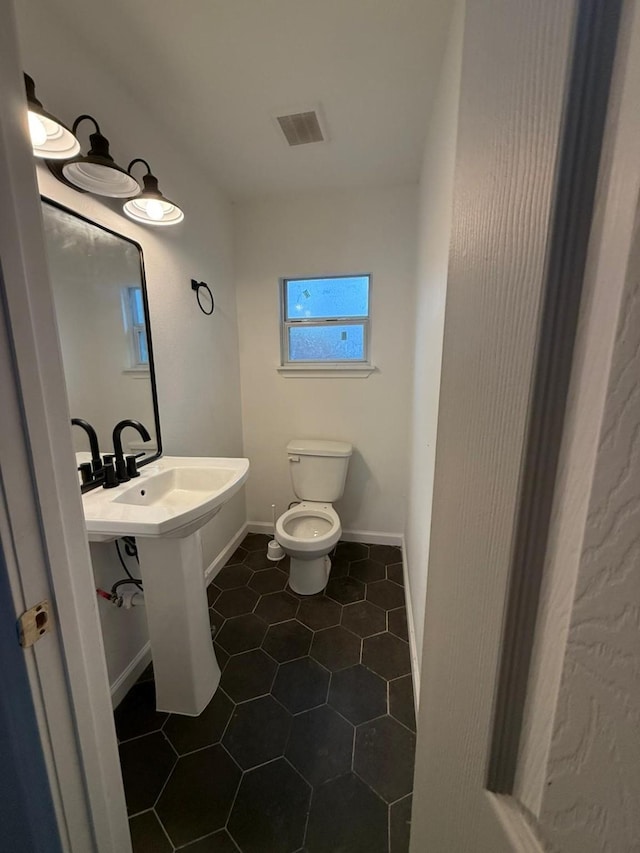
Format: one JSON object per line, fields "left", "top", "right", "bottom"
{"left": 123, "top": 195, "right": 184, "bottom": 225}
{"left": 123, "top": 167, "right": 184, "bottom": 226}
{"left": 61, "top": 118, "right": 141, "bottom": 198}
{"left": 25, "top": 74, "right": 80, "bottom": 160}
{"left": 62, "top": 160, "right": 141, "bottom": 198}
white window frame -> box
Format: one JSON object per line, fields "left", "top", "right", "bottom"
{"left": 121, "top": 286, "right": 149, "bottom": 372}
{"left": 278, "top": 274, "right": 375, "bottom": 377}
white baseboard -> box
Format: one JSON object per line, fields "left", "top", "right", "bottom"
{"left": 401, "top": 537, "right": 421, "bottom": 712}
{"left": 109, "top": 521, "right": 250, "bottom": 706}
{"left": 111, "top": 642, "right": 151, "bottom": 708}
{"left": 204, "top": 521, "right": 249, "bottom": 583}
{"left": 341, "top": 528, "right": 402, "bottom": 546}
{"left": 245, "top": 521, "right": 276, "bottom": 536}
{"left": 247, "top": 520, "right": 402, "bottom": 547}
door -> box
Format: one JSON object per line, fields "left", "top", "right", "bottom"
{"left": 411, "top": 0, "right": 638, "bottom": 850}
{"left": 0, "top": 2, "right": 131, "bottom": 849}
{"left": 0, "top": 540, "right": 61, "bottom": 853}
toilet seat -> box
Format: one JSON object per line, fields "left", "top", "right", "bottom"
{"left": 275, "top": 501, "right": 341, "bottom": 554}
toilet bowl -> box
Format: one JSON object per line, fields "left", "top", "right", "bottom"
{"left": 275, "top": 502, "right": 341, "bottom": 595}
{"left": 275, "top": 438, "right": 352, "bottom": 595}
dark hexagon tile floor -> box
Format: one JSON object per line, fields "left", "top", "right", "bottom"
{"left": 163, "top": 689, "right": 233, "bottom": 755}
{"left": 215, "top": 562, "right": 253, "bottom": 590}
{"left": 354, "top": 716, "right": 416, "bottom": 804}
{"left": 341, "top": 600, "right": 386, "bottom": 638}
{"left": 310, "top": 625, "right": 361, "bottom": 671}
{"left": 114, "top": 680, "right": 168, "bottom": 742}
{"left": 228, "top": 758, "right": 311, "bottom": 853}
{"left": 285, "top": 704, "right": 353, "bottom": 786}
{"left": 180, "top": 829, "right": 239, "bottom": 852}
{"left": 216, "top": 586, "right": 260, "bottom": 618}
{"left": 255, "top": 590, "right": 300, "bottom": 623}
{"left": 128, "top": 811, "right": 172, "bottom": 853}
{"left": 217, "top": 613, "right": 268, "bottom": 655}
{"left": 362, "top": 633, "right": 411, "bottom": 681}
{"left": 156, "top": 745, "right": 241, "bottom": 847}
{"left": 119, "top": 731, "right": 176, "bottom": 816}
{"left": 349, "top": 557, "right": 387, "bottom": 584}
{"left": 248, "top": 566, "right": 287, "bottom": 594}
{"left": 223, "top": 695, "right": 291, "bottom": 770}
{"left": 366, "top": 579, "right": 406, "bottom": 611}
{"left": 118, "top": 536, "right": 416, "bottom": 852}
{"left": 297, "top": 595, "right": 342, "bottom": 630}
{"left": 326, "top": 575, "right": 365, "bottom": 605}
{"left": 388, "top": 606, "right": 409, "bottom": 642}
{"left": 262, "top": 619, "right": 313, "bottom": 662}
{"left": 272, "top": 657, "right": 330, "bottom": 713}
{"left": 306, "top": 772, "right": 388, "bottom": 853}
{"left": 221, "top": 649, "right": 278, "bottom": 702}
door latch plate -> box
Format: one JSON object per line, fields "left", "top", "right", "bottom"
{"left": 18, "top": 600, "right": 51, "bottom": 647}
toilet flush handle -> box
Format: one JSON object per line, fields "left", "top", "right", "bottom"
{"left": 289, "top": 455, "right": 300, "bottom": 463}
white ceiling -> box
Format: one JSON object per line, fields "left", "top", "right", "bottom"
{"left": 16, "top": 0, "right": 452, "bottom": 200}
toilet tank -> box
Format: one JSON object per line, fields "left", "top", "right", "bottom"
{"left": 287, "top": 439, "right": 353, "bottom": 502}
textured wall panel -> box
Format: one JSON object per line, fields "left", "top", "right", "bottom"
{"left": 541, "top": 205, "right": 640, "bottom": 851}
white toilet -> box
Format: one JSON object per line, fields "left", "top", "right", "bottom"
{"left": 275, "top": 439, "right": 352, "bottom": 595}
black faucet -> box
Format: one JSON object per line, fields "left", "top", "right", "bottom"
{"left": 112, "top": 419, "right": 151, "bottom": 483}
{"left": 71, "top": 418, "right": 103, "bottom": 474}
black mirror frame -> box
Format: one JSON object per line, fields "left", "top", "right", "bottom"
{"left": 41, "top": 197, "right": 163, "bottom": 490}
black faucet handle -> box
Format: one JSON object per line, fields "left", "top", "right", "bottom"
{"left": 125, "top": 453, "right": 144, "bottom": 479}
{"left": 115, "top": 456, "right": 130, "bottom": 483}
{"left": 102, "top": 461, "right": 119, "bottom": 489}
{"left": 78, "top": 462, "right": 94, "bottom": 485}
{"left": 80, "top": 466, "right": 106, "bottom": 494}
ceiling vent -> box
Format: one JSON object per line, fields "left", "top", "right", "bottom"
{"left": 275, "top": 110, "right": 326, "bottom": 146}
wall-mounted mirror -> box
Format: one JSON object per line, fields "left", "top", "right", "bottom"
{"left": 41, "top": 199, "right": 162, "bottom": 480}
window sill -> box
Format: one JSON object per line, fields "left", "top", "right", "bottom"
{"left": 122, "top": 368, "right": 150, "bottom": 379}
{"left": 277, "top": 364, "right": 376, "bottom": 378}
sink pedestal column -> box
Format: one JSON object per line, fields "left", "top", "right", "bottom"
{"left": 136, "top": 531, "right": 219, "bottom": 716}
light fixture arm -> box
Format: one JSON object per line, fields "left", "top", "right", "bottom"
{"left": 24, "top": 73, "right": 42, "bottom": 108}
{"left": 127, "top": 158, "right": 163, "bottom": 198}
{"left": 127, "top": 158, "right": 152, "bottom": 177}
{"left": 71, "top": 114, "right": 101, "bottom": 136}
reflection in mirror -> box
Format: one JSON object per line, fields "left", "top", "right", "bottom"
{"left": 42, "top": 200, "right": 161, "bottom": 477}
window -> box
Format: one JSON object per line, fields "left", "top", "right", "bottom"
{"left": 121, "top": 286, "right": 149, "bottom": 369}
{"left": 280, "top": 275, "right": 371, "bottom": 369}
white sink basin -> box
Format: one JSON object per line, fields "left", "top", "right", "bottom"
{"left": 82, "top": 456, "right": 249, "bottom": 540}
{"left": 82, "top": 456, "right": 250, "bottom": 716}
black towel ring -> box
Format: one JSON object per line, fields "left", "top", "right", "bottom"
{"left": 191, "top": 279, "right": 215, "bottom": 316}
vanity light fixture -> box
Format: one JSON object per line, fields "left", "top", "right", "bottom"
{"left": 123, "top": 159, "right": 185, "bottom": 226}
{"left": 24, "top": 73, "right": 80, "bottom": 160}
{"left": 61, "top": 115, "right": 141, "bottom": 198}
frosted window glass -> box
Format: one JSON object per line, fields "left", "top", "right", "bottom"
{"left": 136, "top": 329, "right": 149, "bottom": 364}
{"left": 288, "top": 324, "right": 365, "bottom": 361}
{"left": 285, "top": 276, "right": 369, "bottom": 320}
{"left": 130, "top": 287, "right": 145, "bottom": 324}
{"left": 126, "top": 287, "right": 149, "bottom": 365}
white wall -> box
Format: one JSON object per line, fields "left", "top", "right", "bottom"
{"left": 234, "top": 185, "right": 417, "bottom": 539}
{"left": 16, "top": 3, "right": 246, "bottom": 692}
{"left": 404, "top": 1, "right": 464, "bottom": 675}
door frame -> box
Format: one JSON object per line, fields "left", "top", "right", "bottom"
{"left": 0, "top": 3, "right": 131, "bottom": 850}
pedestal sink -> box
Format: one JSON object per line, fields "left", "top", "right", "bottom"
{"left": 81, "top": 457, "right": 249, "bottom": 716}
